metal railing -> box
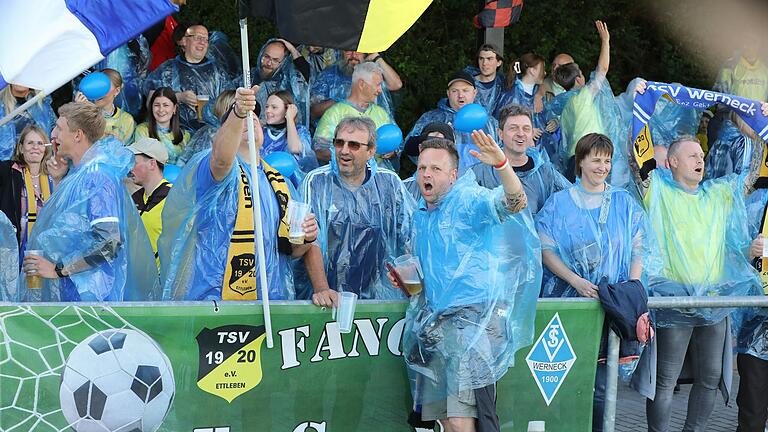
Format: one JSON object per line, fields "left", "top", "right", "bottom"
{"left": 603, "top": 296, "right": 768, "bottom": 432}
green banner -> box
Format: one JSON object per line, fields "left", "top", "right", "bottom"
{"left": 0, "top": 300, "right": 602, "bottom": 432}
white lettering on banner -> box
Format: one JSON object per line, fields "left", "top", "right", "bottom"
{"left": 292, "top": 421, "right": 327, "bottom": 432}
{"left": 347, "top": 318, "right": 388, "bottom": 357}
{"left": 526, "top": 313, "right": 577, "bottom": 406}
{"left": 279, "top": 325, "right": 309, "bottom": 370}
{"left": 279, "top": 317, "right": 407, "bottom": 369}
{"left": 217, "top": 331, "right": 250, "bottom": 344}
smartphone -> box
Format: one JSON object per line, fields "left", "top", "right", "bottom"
{"left": 385, "top": 262, "right": 410, "bottom": 297}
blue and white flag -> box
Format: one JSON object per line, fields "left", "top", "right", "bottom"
{"left": 0, "top": 0, "right": 178, "bottom": 92}
{"left": 631, "top": 81, "right": 768, "bottom": 180}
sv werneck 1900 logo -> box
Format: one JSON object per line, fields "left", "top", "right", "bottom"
{"left": 525, "top": 313, "right": 577, "bottom": 406}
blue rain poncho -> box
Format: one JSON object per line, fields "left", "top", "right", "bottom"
{"left": 178, "top": 124, "right": 219, "bottom": 166}
{"left": 557, "top": 72, "right": 630, "bottom": 188}
{"left": 158, "top": 150, "right": 294, "bottom": 301}
{"left": 463, "top": 66, "right": 505, "bottom": 114}
{"left": 643, "top": 169, "right": 761, "bottom": 326}
{"left": 310, "top": 64, "right": 396, "bottom": 120}
{"left": 735, "top": 188, "right": 768, "bottom": 361}
{"left": 250, "top": 39, "right": 311, "bottom": 127}
{"left": 298, "top": 46, "right": 339, "bottom": 78}
{"left": 405, "top": 99, "right": 499, "bottom": 174}
{"left": 704, "top": 119, "right": 752, "bottom": 180}
{"left": 17, "top": 137, "right": 160, "bottom": 302}
{"left": 403, "top": 174, "right": 420, "bottom": 201}
{"left": 207, "top": 31, "right": 242, "bottom": 81}
{"left": 536, "top": 184, "right": 661, "bottom": 298}
{"left": 0, "top": 94, "right": 57, "bottom": 159}
{"left": 0, "top": 211, "right": 18, "bottom": 301}
{"left": 616, "top": 78, "right": 702, "bottom": 149}
{"left": 296, "top": 156, "right": 415, "bottom": 299}
{"left": 143, "top": 56, "right": 235, "bottom": 131}
{"left": 402, "top": 171, "right": 541, "bottom": 403}
{"left": 471, "top": 147, "right": 571, "bottom": 214}
{"left": 262, "top": 124, "right": 317, "bottom": 175}
{"left": 94, "top": 36, "right": 151, "bottom": 118}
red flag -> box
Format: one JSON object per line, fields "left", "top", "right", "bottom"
{"left": 473, "top": 0, "right": 524, "bottom": 29}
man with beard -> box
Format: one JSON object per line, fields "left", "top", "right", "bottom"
{"left": 310, "top": 50, "right": 402, "bottom": 122}
{"left": 250, "top": 38, "right": 311, "bottom": 126}
{"left": 143, "top": 23, "right": 235, "bottom": 131}
{"left": 405, "top": 71, "right": 499, "bottom": 174}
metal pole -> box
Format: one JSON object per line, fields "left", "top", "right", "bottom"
{"left": 602, "top": 329, "right": 620, "bottom": 432}
{"left": 238, "top": 17, "right": 274, "bottom": 349}
{"left": 648, "top": 295, "right": 768, "bottom": 309}
{"left": 0, "top": 91, "right": 48, "bottom": 127}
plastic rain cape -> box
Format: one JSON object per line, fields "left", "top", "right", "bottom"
{"left": 179, "top": 124, "right": 219, "bottom": 166}
{"left": 472, "top": 146, "right": 571, "bottom": 215}
{"left": 0, "top": 211, "right": 18, "bottom": 301}
{"left": 262, "top": 123, "right": 317, "bottom": 176}
{"left": 556, "top": 72, "right": 630, "bottom": 188}
{"left": 18, "top": 137, "right": 159, "bottom": 301}
{"left": 143, "top": 56, "right": 235, "bottom": 131}
{"left": 250, "top": 39, "right": 311, "bottom": 127}
{"left": 704, "top": 119, "right": 752, "bottom": 180}
{"left": 617, "top": 78, "right": 701, "bottom": 149}
{"left": 402, "top": 171, "right": 541, "bottom": 403}
{"left": 404, "top": 98, "right": 499, "bottom": 174}
{"left": 310, "top": 63, "right": 396, "bottom": 121}
{"left": 644, "top": 169, "right": 761, "bottom": 326}
{"left": 94, "top": 37, "right": 151, "bottom": 118}
{"left": 296, "top": 152, "right": 415, "bottom": 300}
{"left": 158, "top": 150, "right": 293, "bottom": 301}
{"left": 0, "top": 94, "right": 57, "bottom": 159}
{"left": 733, "top": 188, "right": 768, "bottom": 360}
{"left": 463, "top": 66, "right": 505, "bottom": 114}
{"left": 536, "top": 183, "right": 661, "bottom": 298}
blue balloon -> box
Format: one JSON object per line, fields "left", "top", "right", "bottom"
{"left": 454, "top": 103, "right": 489, "bottom": 133}
{"left": 376, "top": 124, "right": 402, "bottom": 155}
{"left": 163, "top": 165, "right": 181, "bottom": 183}
{"left": 264, "top": 151, "right": 298, "bottom": 178}
{"left": 79, "top": 72, "right": 111, "bottom": 101}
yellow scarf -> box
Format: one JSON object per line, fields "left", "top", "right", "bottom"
{"left": 24, "top": 168, "right": 51, "bottom": 240}
{"left": 222, "top": 161, "right": 291, "bottom": 300}
{"left": 758, "top": 203, "right": 768, "bottom": 294}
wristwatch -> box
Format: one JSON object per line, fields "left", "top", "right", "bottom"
{"left": 55, "top": 263, "right": 66, "bottom": 278}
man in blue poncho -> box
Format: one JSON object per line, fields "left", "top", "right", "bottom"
{"left": 301, "top": 116, "right": 415, "bottom": 305}
{"left": 395, "top": 135, "right": 540, "bottom": 432}
{"left": 158, "top": 86, "right": 324, "bottom": 301}
{"left": 463, "top": 44, "right": 505, "bottom": 114}
{"left": 20, "top": 103, "right": 159, "bottom": 302}
{"left": 472, "top": 104, "right": 570, "bottom": 214}
{"left": 629, "top": 89, "right": 768, "bottom": 430}
{"left": 143, "top": 23, "right": 235, "bottom": 131}
{"left": 405, "top": 71, "right": 499, "bottom": 174}
{"left": 310, "top": 50, "right": 402, "bottom": 122}
{"left": 250, "top": 38, "right": 311, "bottom": 127}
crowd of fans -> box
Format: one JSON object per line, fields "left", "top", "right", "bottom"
{"left": 2, "top": 15, "right": 768, "bottom": 432}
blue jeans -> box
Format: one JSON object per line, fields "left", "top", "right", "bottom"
{"left": 646, "top": 319, "right": 726, "bottom": 432}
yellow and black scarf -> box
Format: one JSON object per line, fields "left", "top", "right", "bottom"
{"left": 222, "top": 161, "right": 291, "bottom": 300}
{"left": 24, "top": 168, "right": 51, "bottom": 240}
{"left": 757, "top": 203, "right": 768, "bottom": 294}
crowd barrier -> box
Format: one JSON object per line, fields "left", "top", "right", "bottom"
{"left": 0, "top": 299, "right": 604, "bottom": 432}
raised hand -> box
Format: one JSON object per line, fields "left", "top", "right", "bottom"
{"left": 596, "top": 20, "right": 609, "bottom": 43}
{"left": 469, "top": 130, "right": 506, "bottom": 167}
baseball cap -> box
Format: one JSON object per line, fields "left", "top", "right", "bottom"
{"left": 127, "top": 137, "right": 169, "bottom": 164}
{"left": 403, "top": 122, "right": 456, "bottom": 157}
{"left": 447, "top": 70, "right": 476, "bottom": 89}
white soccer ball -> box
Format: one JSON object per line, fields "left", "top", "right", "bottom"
{"left": 59, "top": 329, "right": 175, "bottom": 432}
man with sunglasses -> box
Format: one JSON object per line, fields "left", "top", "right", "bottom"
{"left": 301, "top": 116, "right": 415, "bottom": 307}
{"left": 143, "top": 23, "right": 235, "bottom": 131}
{"left": 313, "top": 62, "right": 396, "bottom": 166}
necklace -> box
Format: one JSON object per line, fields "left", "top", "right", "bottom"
{"left": 30, "top": 173, "right": 40, "bottom": 179}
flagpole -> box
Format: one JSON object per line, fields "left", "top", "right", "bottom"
{"left": 239, "top": 17, "right": 274, "bottom": 349}
{"left": 0, "top": 91, "right": 48, "bottom": 127}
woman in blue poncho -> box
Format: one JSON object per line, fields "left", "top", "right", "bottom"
{"left": 261, "top": 90, "right": 314, "bottom": 174}
{"left": 536, "top": 133, "right": 656, "bottom": 432}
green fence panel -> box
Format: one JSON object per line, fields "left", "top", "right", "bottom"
{"left": 0, "top": 300, "right": 602, "bottom": 432}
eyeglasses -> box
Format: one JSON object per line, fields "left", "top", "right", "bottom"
{"left": 185, "top": 34, "right": 209, "bottom": 43}
{"left": 333, "top": 138, "right": 369, "bottom": 151}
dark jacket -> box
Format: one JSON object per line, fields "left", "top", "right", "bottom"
{"left": 0, "top": 160, "right": 23, "bottom": 245}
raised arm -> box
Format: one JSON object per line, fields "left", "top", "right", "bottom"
{"left": 366, "top": 53, "right": 403, "bottom": 91}
{"left": 743, "top": 103, "right": 768, "bottom": 196}
{"left": 470, "top": 130, "right": 528, "bottom": 213}
{"left": 594, "top": 21, "right": 610, "bottom": 80}
{"left": 210, "top": 86, "right": 262, "bottom": 181}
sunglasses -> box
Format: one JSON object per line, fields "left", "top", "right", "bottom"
{"left": 333, "top": 139, "right": 369, "bottom": 151}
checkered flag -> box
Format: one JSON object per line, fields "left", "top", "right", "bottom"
{"left": 473, "top": 0, "right": 524, "bottom": 29}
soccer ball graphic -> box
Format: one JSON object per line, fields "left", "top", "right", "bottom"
{"left": 59, "top": 329, "right": 175, "bottom": 432}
